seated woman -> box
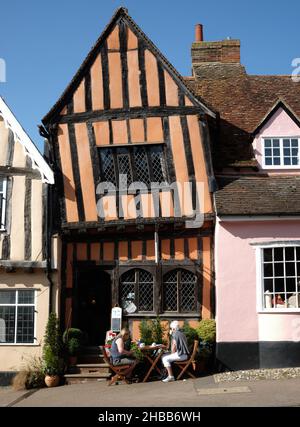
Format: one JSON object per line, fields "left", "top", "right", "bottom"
{"left": 110, "top": 328, "right": 138, "bottom": 378}
{"left": 161, "top": 320, "right": 189, "bottom": 382}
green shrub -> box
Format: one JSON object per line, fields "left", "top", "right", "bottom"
{"left": 130, "top": 342, "right": 144, "bottom": 360}
{"left": 43, "top": 313, "right": 64, "bottom": 376}
{"left": 151, "top": 317, "right": 166, "bottom": 344}
{"left": 63, "top": 328, "right": 84, "bottom": 356}
{"left": 12, "top": 356, "right": 45, "bottom": 390}
{"left": 182, "top": 322, "right": 199, "bottom": 350}
{"left": 139, "top": 319, "right": 153, "bottom": 345}
{"left": 196, "top": 319, "right": 216, "bottom": 343}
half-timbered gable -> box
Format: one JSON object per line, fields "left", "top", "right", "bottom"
{"left": 42, "top": 8, "right": 215, "bottom": 343}
{"left": 0, "top": 98, "right": 55, "bottom": 375}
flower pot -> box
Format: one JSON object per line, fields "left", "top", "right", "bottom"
{"left": 69, "top": 356, "right": 77, "bottom": 366}
{"left": 45, "top": 375, "right": 60, "bottom": 387}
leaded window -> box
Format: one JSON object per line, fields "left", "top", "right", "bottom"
{"left": 163, "top": 269, "right": 197, "bottom": 313}
{"left": 0, "top": 290, "right": 35, "bottom": 344}
{"left": 120, "top": 269, "right": 154, "bottom": 313}
{"left": 99, "top": 145, "right": 167, "bottom": 188}
{"left": 263, "top": 138, "right": 300, "bottom": 168}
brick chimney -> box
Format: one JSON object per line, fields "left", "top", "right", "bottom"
{"left": 191, "top": 25, "right": 245, "bottom": 79}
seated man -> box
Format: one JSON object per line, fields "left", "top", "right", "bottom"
{"left": 110, "top": 328, "right": 138, "bottom": 378}
{"left": 161, "top": 320, "right": 189, "bottom": 382}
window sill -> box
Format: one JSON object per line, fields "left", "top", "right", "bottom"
{"left": 258, "top": 309, "right": 300, "bottom": 314}
{"left": 0, "top": 343, "right": 40, "bottom": 347}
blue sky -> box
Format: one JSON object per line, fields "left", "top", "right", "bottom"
{"left": 0, "top": 0, "right": 299, "bottom": 150}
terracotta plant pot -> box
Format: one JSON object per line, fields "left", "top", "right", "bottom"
{"left": 45, "top": 375, "right": 60, "bottom": 388}
{"left": 69, "top": 356, "right": 77, "bottom": 366}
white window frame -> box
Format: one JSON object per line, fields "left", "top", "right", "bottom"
{"left": 262, "top": 137, "right": 300, "bottom": 169}
{"left": 255, "top": 241, "right": 300, "bottom": 313}
{"left": 0, "top": 289, "right": 37, "bottom": 345}
{"left": 0, "top": 177, "right": 7, "bottom": 231}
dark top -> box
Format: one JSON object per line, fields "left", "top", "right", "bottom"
{"left": 172, "top": 331, "right": 189, "bottom": 357}
{"left": 110, "top": 337, "right": 125, "bottom": 362}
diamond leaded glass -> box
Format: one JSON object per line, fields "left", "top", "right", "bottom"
{"left": 151, "top": 147, "right": 165, "bottom": 183}
{"left": 163, "top": 269, "right": 197, "bottom": 313}
{"left": 100, "top": 149, "right": 116, "bottom": 185}
{"left": 120, "top": 269, "right": 154, "bottom": 313}
{"left": 134, "top": 148, "right": 151, "bottom": 186}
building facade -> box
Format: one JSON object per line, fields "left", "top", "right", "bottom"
{"left": 41, "top": 8, "right": 216, "bottom": 345}
{"left": 0, "top": 98, "right": 55, "bottom": 380}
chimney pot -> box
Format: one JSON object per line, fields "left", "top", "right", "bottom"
{"left": 195, "top": 24, "right": 203, "bottom": 42}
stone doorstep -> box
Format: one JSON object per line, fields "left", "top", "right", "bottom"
{"left": 64, "top": 372, "right": 111, "bottom": 385}
{"left": 73, "top": 364, "right": 110, "bottom": 375}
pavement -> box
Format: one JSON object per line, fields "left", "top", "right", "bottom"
{"left": 1, "top": 374, "right": 300, "bottom": 407}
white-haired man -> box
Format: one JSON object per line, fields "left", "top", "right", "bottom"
{"left": 161, "top": 320, "right": 189, "bottom": 382}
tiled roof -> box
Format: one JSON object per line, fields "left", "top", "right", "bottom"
{"left": 215, "top": 176, "right": 300, "bottom": 216}
{"left": 186, "top": 75, "right": 300, "bottom": 170}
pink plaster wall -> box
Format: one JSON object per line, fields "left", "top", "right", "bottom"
{"left": 253, "top": 107, "right": 300, "bottom": 173}
{"left": 215, "top": 218, "right": 300, "bottom": 343}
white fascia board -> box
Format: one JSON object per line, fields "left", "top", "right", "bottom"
{"left": 0, "top": 97, "right": 54, "bottom": 184}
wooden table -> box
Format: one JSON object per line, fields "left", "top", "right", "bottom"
{"left": 140, "top": 345, "right": 166, "bottom": 383}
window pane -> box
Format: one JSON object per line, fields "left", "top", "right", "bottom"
{"left": 273, "top": 148, "right": 280, "bottom": 156}
{"left": 264, "top": 279, "right": 273, "bottom": 293}
{"left": 286, "top": 278, "right": 297, "bottom": 293}
{"left": 120, "top": 270, "right": 135, "bottom": 312}
{"left": 283, "top": 148, "right": 290, "bottom": 156}
{"left": 100, "top": 149, "right": 116, "bottom": 185}
{"left": 285, "top": 247, "right": 295, "bottom": 261}
{"left": 274, "top": 263, "right": 284, "bottom": 277}
{"left": 0, "top": 179, "right": 3, "bottom": 192}
{"left": 291, "top": 139, "right": 298, "bottom": 147}
{"left": 16, "top": 306, "right": 34, "bottom": 343}
{"left": 296, "top": 247, "right": 300, "bottom": 261}
{"left": 265, "top": 158, "right": 272, "bottom": 165}
{"left": 273, "top": 139, "right": 280, "bottom": 147}
{"left": 180, "top": 270, "right": 197, "bottom": 312}
{"left": 264, "top": 248, "right": 272, "bottom": 262}
{"left": 150, "top": 147, "right": 165, "bottom": 183}
{"left": 292, "top": 158, "right": 298, "bottom": 165}
{"left": 0, "top": 291, "right": 16, "bottom": 304}
{"left": 284, "top": 157, "right": 291, "bottom": 165}
{"left": 18, "top": 291, "right": 34, "bottom": 304}
{"left": 138, "top": 270, "right": 154, "bottom": 312}
{"left": 274, "top": 248, "right": 283, "bottom": 261}
{"left": 273, "top": 157, "right": 280, "bottom": 165}
{"left": 274, "top": 278, "right": 284, "bottom": 293}
{"left": 265, "top": 149, "right": 272, "bottom": 156}
{"left": 264, "top": 139, "right": 271, "bottom": 147}
{"left": 292, "top": 148, "right": 298, "bottom": 156}
{"left": 163, "top": 270, "right": 178, "bottom": 311}
{"left": 264, "top": 263, "right": 273, "bottom": 278}
{"left": 285, "top": 262, "right": 295, "bottom": 277}
{"left": 117, "top": 154, "right": 133, "bottom": 186}
{"left": 0, "top": 306, "right": 15, "bottom": 343}
{"left": 283, "top": 139, "right": 290, "bottom": 148}
{"left": 134, "top": 148, "right": 150, "bottom": 186}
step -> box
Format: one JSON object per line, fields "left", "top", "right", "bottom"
{"left": 70, "top": 364, "right": 110, "bottom": 375}
{"left": 82, "top": 346, "right": 102, "bottom": 354}
{"left": 64, "top": 372, "right": 111, "bottom": 385}
{"left": 78, "top": 355, "right": 105, "bottom": 364}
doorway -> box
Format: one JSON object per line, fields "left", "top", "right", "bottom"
{"left": 76, "top": 268, "right": 112, "bottom": 345}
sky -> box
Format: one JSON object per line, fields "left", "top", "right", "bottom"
{"left": 0, "top": 0, "right": 300, "bottom": 150}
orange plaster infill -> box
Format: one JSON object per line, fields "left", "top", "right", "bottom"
{"left": 107, "top": 25, "right": 120, "bottom": 50}
{"left": 146, "top": 240, "right": 155, "bottom": 260}
{"left": 146, "top": 117, "right": 163, "bottom": 142}
{"left": 129, "top": 119, "right": 145, "bottom": 143}
{"left": 90, "top": 243, "right": 100, "bottom": 261}
{"left": 161, "top": 239, "right": 171, "bottom": 260}
{"left": 103, "top": 242, "right": 115, "bottom": 261}
{"left": 202, "top": 237, "right": 212, "bottom": 319}
{"left": 74, "top": 123, "right": 98, "bottom": 221}
{"left": 144, "top": 50, "right": 160, "bottom": 106}
{"left": 127, "top": 51, "right": 142, "bottom": 107}
{"left": 131, "top": 241, "right": 143, "bottom": 260}
{"left": 119, "top": 241, "right": 128, "bottom": 261}
{"left": 174, "top": 239, "right": 185, "bottom": 260}
{"left": 108, "top": 52, "right": 123, "bottom": 109}
{"left": 77, "top": 243, "right": 88, "bottom": 261}
{"left": 127, "top": 28, "right": 138, "bottom": 50}
{"left": 141, "top": 193, "right": 155, "bottom": 218}
{"left": 164, "top": 70, "right": 179, "bottom": 106}
{"left": 73, "top": 80, "right": 86, "bottom": 113}
{"left": 188, "top": 238, "right": 198, "bottom": 260}
{"left": 184, "top": 96, "right": 194, "bottom": 107}
{"left": 91, "top": 55, "right": 104, "bottom": 111}
{"left": 93, "top": 121, "right": 110, "bottom": 146}
{"left": 160, "top": 191, "right": 174, "bottom": 218}
{"left": 121, "top": 194, "right": 136, "bottom": 220}
{"left": 112, "top": 120, "right": 128, "bottom": 144}
{"left": 187, "top": 115, "right": 213, "bottom": 214}
{"left": 57, "top": 124, "right": 78, "bottom": 223}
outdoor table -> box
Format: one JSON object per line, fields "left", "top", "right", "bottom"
{"left": 139, "top": 344, "right": 166, "bottom": 383}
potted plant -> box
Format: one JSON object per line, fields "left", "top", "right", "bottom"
{"left": 195, "top": 319, "right": 216, "bottom": 373}
{"left": 63, "top": 328, "right": 84, "bottom": 366}
{"left": 43, "top": 313, "right": 64, "bottom": 387}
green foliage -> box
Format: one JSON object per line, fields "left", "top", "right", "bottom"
{"left": 139, "top": 318, "right": 167, "bottom": 345}
{"left": 63, "top": 328, "right": 84, "bottom": 356}
{"left": 43, "top": 312, "right": 64, "bottom": 376}
{"left": 139, "top": 319, "right": 153, "bottom": 345}
{"left": 195, "top": 319, "right": 216, "bottom": 344}
{"left": 151, "top": 317, "right": 165, "bottom": 344}
{"left": 12, "top": 356, "right": 45, "bottom": 390}
{"left": 130, "top": 342, "right": 144, "bottom": 361}
{"left": 182, "top": 321, "right": 199, "bottom": 350}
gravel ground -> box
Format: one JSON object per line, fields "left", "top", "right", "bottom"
{"left": 214, "top": 367, "right": 300, "bottom": 382}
